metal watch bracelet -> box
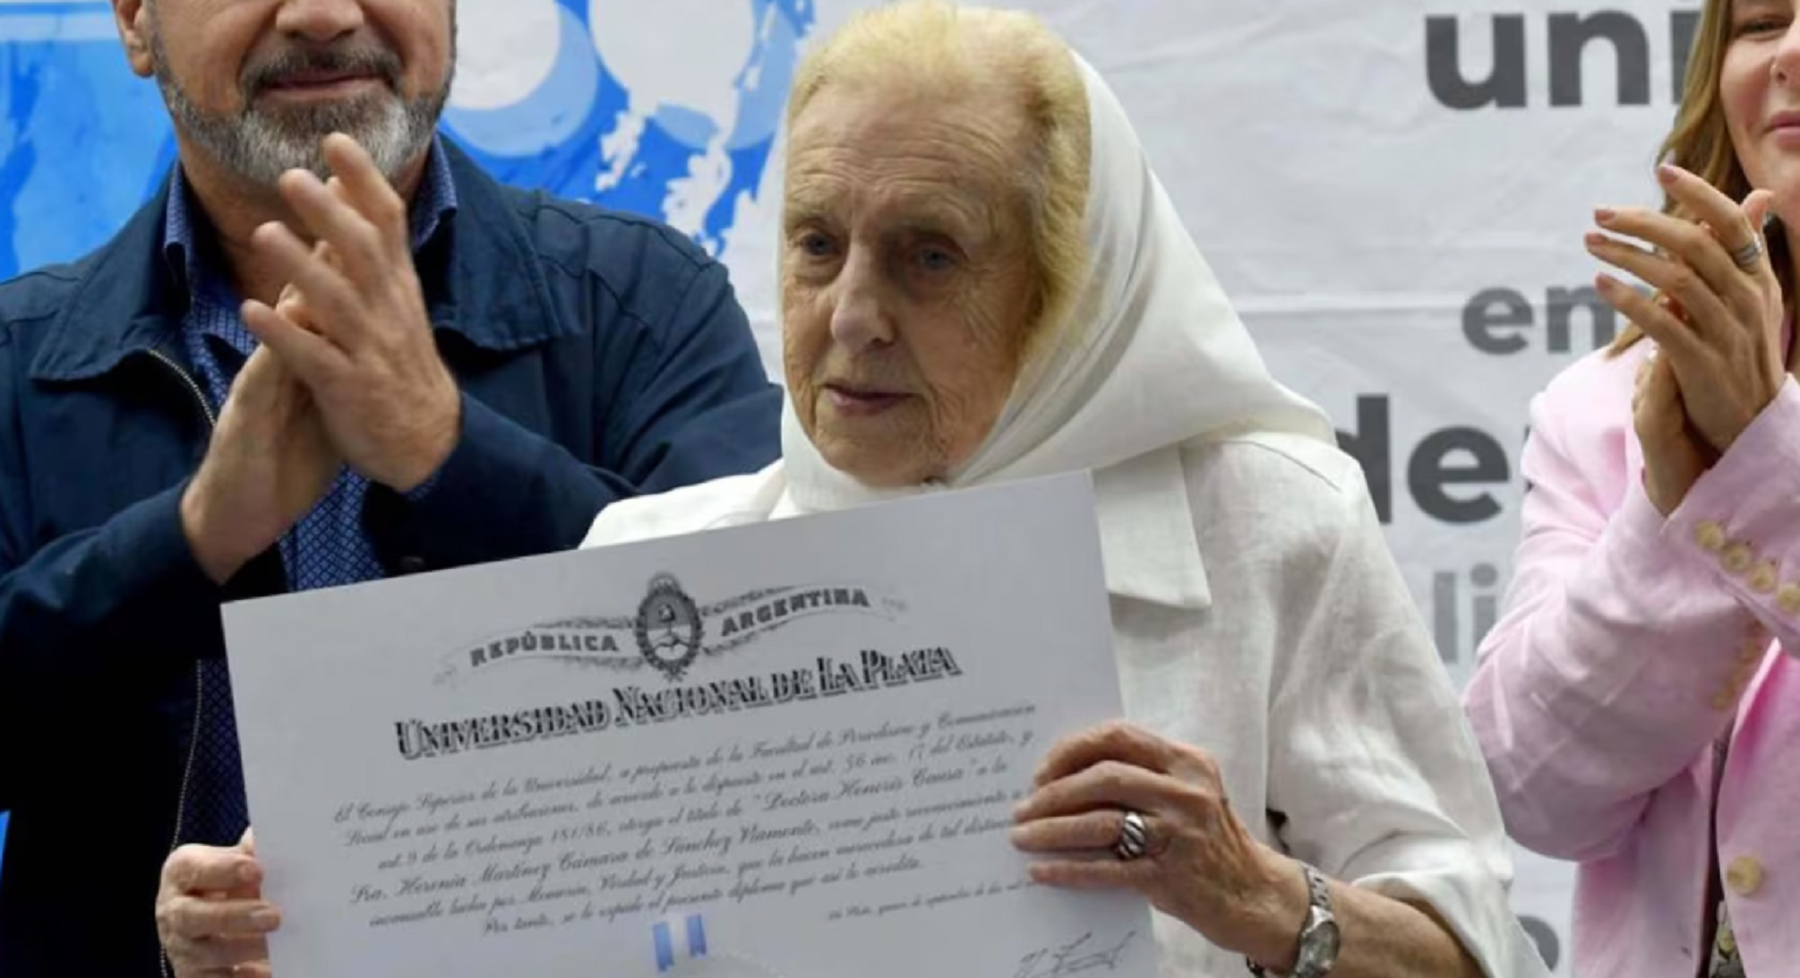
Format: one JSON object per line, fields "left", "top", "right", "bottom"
{"left": 1246, "top": 863, "right": 1338, "bottom": 977}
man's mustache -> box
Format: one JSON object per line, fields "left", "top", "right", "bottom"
{"left": 243, "top": 45, "right": 402, "bottom": 96}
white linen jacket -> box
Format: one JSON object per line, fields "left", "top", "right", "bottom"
{"left": 583, "top": 432, "right": 1549, "bottom": 978}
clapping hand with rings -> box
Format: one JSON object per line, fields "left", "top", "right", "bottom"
{"left": 1591, "top": 167, "right": 1785, "bottom": 515}
{"left": 1010, "top": 721, "right": 1310, "bottom": 968}
{"left": 1588, "top": 164, "right": 1790, "bottom": 513}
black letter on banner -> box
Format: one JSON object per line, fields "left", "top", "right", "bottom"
{"left": 1409, "top": 428, "right": 1509, "bottom": 523}
{"left": 1546, "top": 286, "right": 1617, "bottom": 352}
{"left": 1672, "top": 11, "right": 1701, "bottom": 104}
{"left": 1549, "top": 12, "right": 1650, "bottom": 107}
{"left": 1462, "top": 288, "right": 1532, "bottom": 355}
{"left": 1335, "top": 396, "right": 1391, "bottom": 525}
{"left": 1425, "top": 15, "right": 1527, "bottom": 110}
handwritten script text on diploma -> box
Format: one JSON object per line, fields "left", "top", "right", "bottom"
{"left": 335, "top": 648, "right": 1046, "bottom": 936}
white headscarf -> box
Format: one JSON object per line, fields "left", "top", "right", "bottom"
{"left": 770, "top": 53, "right": 1335, "bottom": 608}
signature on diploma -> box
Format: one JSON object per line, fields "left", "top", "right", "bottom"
{"left": 1013, "top": 930, "right": 1140, "bottom": 978}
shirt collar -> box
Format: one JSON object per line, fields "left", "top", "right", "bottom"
{"left": 30, "top": 137, "right": 571, "bottom": 383}
{"left": 161, "top": 134, "right": 461, "bottom": 298}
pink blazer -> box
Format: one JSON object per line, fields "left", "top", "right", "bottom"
{"left": 1464, "top": 340, "right": 1800, "bottom": 978}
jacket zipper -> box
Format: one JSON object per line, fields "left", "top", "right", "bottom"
{"left": 146, "top": 348, "right": 215, "bottom": 978}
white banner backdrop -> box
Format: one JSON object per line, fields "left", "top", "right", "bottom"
{"left": 712, "top": 3, "right": 1705, "bottom": 972}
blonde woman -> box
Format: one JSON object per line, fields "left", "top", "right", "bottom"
{"left": 580, "top": 5, "right": 1550, "bottom": 978}
{"left": 1465, "top": 1, "right": 1800, "bottom": 975}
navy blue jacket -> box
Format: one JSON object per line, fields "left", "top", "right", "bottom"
{"left": 0, "top": 141, "right": 782, "bottom": 976}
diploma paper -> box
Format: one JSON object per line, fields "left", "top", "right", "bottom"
{"left": 223, "top": 472, "right": 1158, "bottom": 978}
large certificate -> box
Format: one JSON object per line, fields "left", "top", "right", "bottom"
{"left": 223, "top": 472, "right": 1158, "bottom": 978}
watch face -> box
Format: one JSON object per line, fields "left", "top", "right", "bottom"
{"left": 1297, "top": 915, "right": 1341, "bottom": 971}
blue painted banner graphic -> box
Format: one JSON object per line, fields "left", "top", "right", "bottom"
{"left": 0, "top": 0, "right": 817, "bottom": 280}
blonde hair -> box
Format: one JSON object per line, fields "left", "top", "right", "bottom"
{"left": 1612, "top": 0, "right": 1791, "bottom": 354}
{"left": 784, "top": 0, "right": 1092, "bottom": 340}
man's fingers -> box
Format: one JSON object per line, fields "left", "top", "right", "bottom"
{"left": 322, "top": 133, "right": 408, "bottom": 250}
{"left": 250, "top": 221, "right": 362, "bottom": 346}
{"left": 243, "top": 298, "right": 348, "bottom": 389}
{"left": 185, "top": 965, "right": 272, "bottom": 978}
{"left": 168, "top": 932, "right": 274, "bottom": 974}
{"left": 229, "top": 342, "right": 284, "bottom": 402}
{"left": 166, "top": 895, "right": 281, "bottom": 940}
{"left": 273, "top": 239, "right": 330, "bottom": 321}
{"left": 276, "top": 171, "right": 386, "bottom": 285}
{"left": 164, "top": 845, "right": 262, "bottom": 894}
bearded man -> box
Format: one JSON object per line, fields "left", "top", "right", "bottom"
{"left": 0, "top": 2, "right": 782, "bottom": 974}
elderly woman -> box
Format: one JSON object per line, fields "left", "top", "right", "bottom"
{"left": 1465, "top": 1, "right": 1800, "bottom": 975}
{"left": 582, "top": 5, "right": 1545, "bottom": 977}
{"left": 151, "top": 5, "right": 1545, "bottom": 977}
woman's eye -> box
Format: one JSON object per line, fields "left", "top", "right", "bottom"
{"left": 797, "top": 232, "right": 837, "bottom": 259}
{"left": 918, "top": 247, "right": 958, "bottom": 272}
{"left": 1737, "top": 17, "right": 1788, "bottom": 37}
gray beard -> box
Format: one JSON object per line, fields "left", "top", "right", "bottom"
{"left": 151, "top": 35, "right": 450, "bottom": 187}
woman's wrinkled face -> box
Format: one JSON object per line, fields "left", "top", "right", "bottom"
{"left": 1723, "top": 0, "right": 1800, "bottom": 219}
{"left": 780, "top": 83, "right": 1041, "bottom": 488}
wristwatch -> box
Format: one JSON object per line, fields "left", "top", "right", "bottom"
{"left": 1247, "top": 863, "right": 1340, "bottom": 977}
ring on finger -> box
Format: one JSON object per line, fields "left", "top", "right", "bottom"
{"left": 1731, "top": 234, "right": 1765, "bottom": 270}
{"left": 1114, "top": 810, "right": 1151, "bottom": 862}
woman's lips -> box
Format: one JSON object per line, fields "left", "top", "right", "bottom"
{"left": 824, "top": 384, "right": 909, "bottom": 416}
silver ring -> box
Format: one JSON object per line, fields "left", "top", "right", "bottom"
{"left": 1732, "top": 235, "right": 1765, "bottom": 270}
{"left": 1114, "top": 810, "right": 1150, "bottom": 861}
